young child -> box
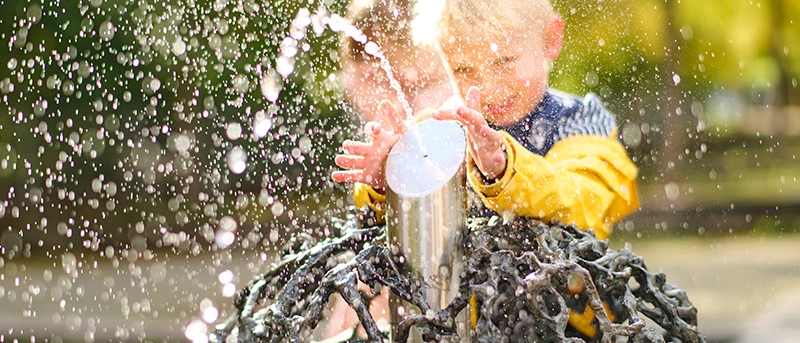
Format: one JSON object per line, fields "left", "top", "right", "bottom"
{"left": 332, "top": 1, "right": 464, "bottom": 221}
{"left": 335, "top": 0, "right": 638, "bottom": 241}
{"left": 324, "top": 0, "right": 462, "bottom": 340}
{"left": 333, "top": 0, "right": 640, "bottom": 338}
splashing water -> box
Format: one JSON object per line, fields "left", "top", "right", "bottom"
{"left": 318, "top": 11, "right": 414, "bottom": 120}
{"left": 315, "top": 10, "right": 429, "bottom": 158}
{"left": 0, "top": 1, "right": 439, "bottom": 341}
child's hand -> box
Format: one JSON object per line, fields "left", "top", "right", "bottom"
{"left": 332, "top": 100, "right": 408, "bottom": 188}
{"left": 433, "top": 86, "right": 507, "bottom": 180}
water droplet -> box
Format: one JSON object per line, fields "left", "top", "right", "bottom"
{"left": 208, "top": 34, "right": 222, "bottom": 50}
{"left": 202, "top": 306, "right": 218, "bottom": 323}
{"left": 150, "top": 262, "right": 167, "bottom": 282}
{"left": 232, "top": 74, "right": 249, "bottom": 93}
{"left": 680, "top": 24, "right": 693, "bottom": 40}
{"left": 0, "top": 144, "right": 17, "bottom": 178}
{"left": 581, "top": 71, "right": 598, "bottom": 89}
{"left": 62, "top": 80, "right": 75, "bottom": 96}
{"left": 260, "top": 71, "right": 282, "bottom": 102}
{"left": 664, "top": 182, "right": 680, "bottom": 202}
{"left": 364, "top": 41, "right": 379, "bottom": 56}
{"left": 213, "top": 0, "right": 229, "bottom": 12}
{"left": 98, "top": 20, "right": 115, "bottom": 41}
{"left": 299, "top": 136, "right": 312, "bottom": 153}
{"left": 269, "top": 229, "right": 279, "bottom": 243}
{"left": 27, "top": 3, "right": 43, "bottom": 23}
{"left": 622, "top": 122, "right": 642, "bottom": 147}
{"left": 281, "top": 37, "right": 298, "bottom": 58}
{"left": 184, "top": 319, "right": 208, "bottom": 343}
{"left": 33, "top": 99, "right": 48, "bottom": 117}
{"left": 218, "top": 270, "right": 234, "bottom": 284}
{"left": 271, "top": 201, "right": 284, "bottom": 217}
{"left": 1, "top": 78, "right": 14, "bottom": 94}
{"left": 215, "top": 231, "right": 235, "bottom": 249}
{"left": 227, "top": 147, "right": 247, "bottom": 174}
{"left": 253, "top": 111, "right": 273, "bottom": 138}
{"left": 275, "top": 56, "right": 294, "bottom": 77}
{"left": 150, "top": 78, "right": 161, "bottom": 92}
{"left": 222, "top": 283, "right": 236, "bottom": 297}
{"left": 226, "top": 122, "right": 242, "bottom": 140}
{"left": 672, "top": 73, "right": 681, "bottom": 85}
{"left": 173, "top": 39, "right": 187, "bottom": 55}
{"left": 219, "top": 216, "right": 238, "bottom": 232}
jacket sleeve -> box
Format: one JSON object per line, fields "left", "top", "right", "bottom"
{"left": 467, "top": 132, "right": 639, "bottom": 240}
{"left": 353, "top": 182, "right": 387, "bottom": 222}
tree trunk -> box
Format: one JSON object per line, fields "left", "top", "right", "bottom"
{"left": 659, "top": 0, "right": 685, "bottom": 190}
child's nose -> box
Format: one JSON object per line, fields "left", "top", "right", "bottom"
{"left": 474, "top": 72, "right": 508, "bottom": 98}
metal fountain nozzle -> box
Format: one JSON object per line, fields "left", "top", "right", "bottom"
{"left": 384, "top": 119, "right": 471, "bottom": 342}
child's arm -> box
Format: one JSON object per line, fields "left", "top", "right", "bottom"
{"left": 434, "top": 87, "right": 639, "bottom": 240}
{"left": 432, "top": 87, "right": 507, "bottom": 180}
{"left": 469, "top": 132, "right": 638, "bottom": 240}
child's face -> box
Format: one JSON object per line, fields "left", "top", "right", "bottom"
{"left": 342, "top": 41, "right": 452, "bottom": 123}
{"left": 441, "top": 19, "right": 563, "bottom": 127}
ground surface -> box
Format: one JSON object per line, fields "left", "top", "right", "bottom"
{"left": 610, "top": 234, "right": 800, "bottom": 343}
{"left": 1, "top": 233, "right": 798, "bottom": 342}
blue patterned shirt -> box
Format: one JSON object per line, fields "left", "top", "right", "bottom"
{"left": 495, "top": 89, "right": 617, "bottom": 156}
{"left": 469, "top": 89, "right": 618, "bottom": 217}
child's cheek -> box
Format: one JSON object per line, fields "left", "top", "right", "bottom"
{"left": 515, "top": 64, "right": 546, "bottom": 89}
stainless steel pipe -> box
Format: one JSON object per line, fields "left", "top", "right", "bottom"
{"left": 384, "top": 119, "right": 471, "bottom": 342}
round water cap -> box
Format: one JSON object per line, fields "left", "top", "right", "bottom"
{"left": 385, "top": 119, "right": 466, "bottom": 197}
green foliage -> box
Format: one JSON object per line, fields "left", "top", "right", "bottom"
{"left": 1, "top": 0, "right": 798, "bottom": 251}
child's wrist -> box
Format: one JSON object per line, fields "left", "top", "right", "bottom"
{"left": 482, "top": 167, "right": 504, "bottom": 183}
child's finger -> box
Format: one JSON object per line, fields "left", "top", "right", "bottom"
{"left": 471, "top": 127, "right": 504, "bottom": 159}
{"left": 331, "top": 169, "right": 366, "bottom": 183}
{"left": 456, "top": 106, "right": 488, "bottom": 131}
{"left": 380, "top": 100, "right": 407, "bottom": 135}
{"left": 464, "top": 86, "right": 482, "bottom": 112}
{"left": 493, "top": 152, "right": 506, "bottom": 165}
{"left": 431, "top": 108, "right": 462, "bottom": 123}
{"left": 334, "top": 154, "right": 365, "bottom": 170}
{"left": 363, "top": 121, "right": 383, "bottom": 138}
{"left": 477, "top": 125, "right": 504, "bottom": 145}
{"left": 342, "top": 140, "right": 373, "bottom": 156}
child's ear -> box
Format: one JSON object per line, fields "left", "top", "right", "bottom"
{"left": 545, "top": 16, "right": 565, "bottom": 61}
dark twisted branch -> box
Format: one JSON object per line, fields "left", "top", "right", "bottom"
{"left": 209, "top": 212, "right": 706, "bottom": 343}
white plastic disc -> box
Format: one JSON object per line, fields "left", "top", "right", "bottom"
{"left": 385, "top": 119, "right": 466, "bottom": 197}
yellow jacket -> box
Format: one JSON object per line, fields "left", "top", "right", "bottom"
{"left": 466, "top": 131, "right": 638, "bottom": 240}
{"left": 353, "top": 131, "right": 639, "bottom": 240}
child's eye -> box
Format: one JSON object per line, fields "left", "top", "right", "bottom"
{"left": 495, "top": 56, "right": 516, "bottom": 65}
{"left": 453, "top": 66, "right": 473, "bottom": 74}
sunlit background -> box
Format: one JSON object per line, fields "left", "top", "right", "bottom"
{"left": 0, "top": 0, "right": 798, "bottom": 342}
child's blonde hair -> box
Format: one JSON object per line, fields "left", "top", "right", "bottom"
{"left": 437, "top": 0, "right": 556, "bottom": 40}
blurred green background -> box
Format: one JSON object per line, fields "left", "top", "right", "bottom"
{"left": 0, "top": 0, "right": 798, "bottom": 342}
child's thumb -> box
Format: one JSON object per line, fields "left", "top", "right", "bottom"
{"left": 465, "top": 86, "right": 482, "bottom": 111}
